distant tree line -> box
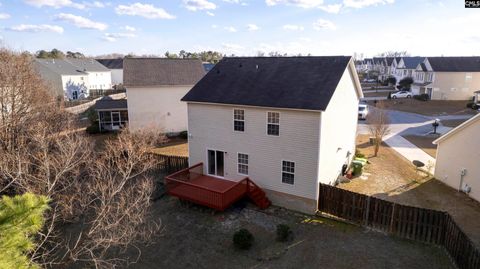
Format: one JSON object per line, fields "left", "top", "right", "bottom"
{"left": 163, "top": 50, "right": 224, "bottom": 63}
{"left": 35, "top": 48, "right": 85, "bottom": 59}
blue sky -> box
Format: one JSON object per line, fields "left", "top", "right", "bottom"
{"left": 0, "top": 0, "right": 478, "bottom": 57}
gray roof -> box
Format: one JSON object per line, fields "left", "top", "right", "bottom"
{"left": 95, "top": 99, "right": 128, "bottom": 110}
{"left": 400, "top": 57, "right": 425, "bottom": 69}
{"left": 182, "top": 56, "right": 354, "bottom": 111}
{"left": 35, "top": 59, "right": 87, "bottom": 76}
{"left": 427, "top": 57, "right": 480, "bottom": 72}
{"left": 65, "top": 58, "right": 110, "bottom": 72}
{"left": 124, "top": 58, "right": 206, "bottom": 87}
{"left": 97, "top": 58, "right": 123, "bottom": 69}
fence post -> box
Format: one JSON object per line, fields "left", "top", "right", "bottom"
{"left": 389, "top": 203, "right": 396, "bottom": 233}
{"left": 364, "top": 196, "right": 371, "bottom": 226}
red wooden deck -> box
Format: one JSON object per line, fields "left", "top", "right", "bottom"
{"left": 165, "top": 163, "right": 271, "bottom": 211}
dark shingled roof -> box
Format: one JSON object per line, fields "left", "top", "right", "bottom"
{"left": 427, "top": 57, "right": 480, "bottom": 72}
{"left": 400, "top": 57, "right": 425, "bottom": 69}
{"left": 97, "top": 58, "right": 123, "bottom": 69}
{"left": 182, "top": 56, "right": 353, "bottom": 111}
{"left": 386, "top": 57, "right": 396, "bottom": 66}
{"left": 124, "top": 58, "right": 206, "bottom": 87}
{"left": 419, "top": 63, "right": 427, "bottom": 71}
{"left": 95, "top": 99, "right": 128, "bottom": 110}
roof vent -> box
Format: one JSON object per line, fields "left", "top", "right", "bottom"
{"left": 216, "top": 69, "right": 220, "bottom": 74}
{"left": 239, "top": 63, "right": 242, "bottom": 68}
{"left": 256, "top": 64, "right": 259, "bottom": 70}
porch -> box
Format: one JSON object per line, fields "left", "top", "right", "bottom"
{"left": 165, "top": 163, "right": 270, "bottom": 211}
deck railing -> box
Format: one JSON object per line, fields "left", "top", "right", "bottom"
{"left": 165, "top": 163, "right": 249, "bottom": 211}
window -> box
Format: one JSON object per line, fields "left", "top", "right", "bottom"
{"left": 466, "top": 73, "right": 473, "bottom": 82}
{"left": 267, "top": 112, "right": 280, "bottom": 136}
{"left": 238, "top": 153, "right": 248, "bottom": 175}
{"left": 233, "top": 109, "right": 245, "bottom": 132}
{"left": 282, "top": 161, "right": 295, "bottom": 185}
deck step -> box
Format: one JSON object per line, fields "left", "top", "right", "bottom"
{"left": 247, "top": 179, "right": 271, "bottom": 210}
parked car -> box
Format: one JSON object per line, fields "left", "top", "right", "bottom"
{"left": 391, "top": 90, "right": 412, "bottom": 99}
{"left": 363, "top": 78, "right": 376, "bottom": 83}
{"left": 358, "top": 103, "right": 368, "bottom": 120}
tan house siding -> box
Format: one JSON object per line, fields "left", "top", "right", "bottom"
{"left": 431, "top": 72, "right": 480, "bottom": 100}
{"left": 126, "top": 86, "right": 192, "bottom": 133}
{"left": 187, "top": 103, "right": 321, "bottom": 213}
{"left": 318, "top": 66, "right": 360, "bottom": 185}
{"left": 434, "top": 118, "right": 480, "bottom": 202}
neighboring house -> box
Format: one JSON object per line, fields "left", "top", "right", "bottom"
{"left": 412, "top": 57, "right": 480, "bottom": 100}
{"left": 202, "top": 62, "right": 215, "bottom": 73}
{"left": 395, "top": 57, "right": 424, "bottom": 84}
{"left": 66, "top": 58, "right": 112, "bottom": 93}
{"left": 94, "top": 99, "right": 128, "bottom": 132}
{"left": 433, "top": 113, "right": 480, "bottom": 203}
{"left": 124, "top": 58, "right": 205, "bottom": 133}
{"left": 363, "top": 58, "right": 373, "bottom": 71}
{"left": 35, "top": 58, "right": 89, "bottom": 100}
{"left": 181, "top": 56, "right": 363, "bottom": 214}
{"left": 97, "top": 58, "right": 123, "bottom": 86}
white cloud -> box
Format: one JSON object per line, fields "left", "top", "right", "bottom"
{"left": 318, "top": 4, "right": 342, "bottom": 13}
{"left": 102, "top": 32, "right": 136, "bottom": 42}
{"left": 282, "top": 24, "right": 304, "bottom": 31}
{"left": 211, "top": 24, "right": 218, "bottom": 28}
{"left": 313, "top": 19, "right": 336, "bottom": 30}
{"left": 24, "top": 0, "right": 85, "bottom": 9}
{"left": 56, "top": 13, "right": 108, "bottom": 30}
{"left": 343, "top": 0, "right": 394, "bottom": 9}
{"left": 0, "top": 13, "right": 10, "bottom": 19}
{"left": 123, "top": 25, "right": 136, "bottom": 32}
{"left": 247, "top": 24, "right": 259, "bottom": 31}
{"left": 222, "top": 43, "right": 245, "bottom": 54}
{"left": 266, "top": 0, "right": 325, "bottom": 8}
{"left": 115, "top": 3, "right": 175, "bottom": 19}
{"left": 184, "top": 0, "right": 216, "bottom": 11}
{"left": 206, "top": 11, "right": 215, "bottom": 16}
{"left": 7, "top": 24, "right": 64, "bottom": 33}
{"left": 83, "top": 1, "right": 107, "bottom": 8}
{"left": 223, "top": 0, "right": 248, "bottom": 5}
{"left": 224, "top": 26, "right": 237, "bottom": 32}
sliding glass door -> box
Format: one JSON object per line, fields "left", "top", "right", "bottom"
{"left": 207, "top": 149, "right": 224, "bottom": 177}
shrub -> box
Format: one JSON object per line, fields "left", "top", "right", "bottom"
{"left": 387, "top": 92, "right": 392, "bottom": 99}
{"left": 276, "top": 224, "right": 292, "bottom": 242}
{"left": 179, "top": 131, "right": 188, "bottom": 140}
{"left": 413, "top": 94, "right": 429, "bottom": 101}
{"left": 86, "top": 124, "right": 101, "bottom": 134}
{"left": 355, "top": 149, "right": 365, "bottom": 159}
{"left": 233, "top": 229, "right": 254, "bottom": 250}
{"left": 467, "top": 102, "right": 474, "bottom": 109}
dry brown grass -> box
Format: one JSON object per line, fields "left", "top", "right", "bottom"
{"left": 441, "top": 118, "right": 469, "bottom": 128}
{"left": 151, "top": 139, "right": 188, "bottom": 157}
{"left": 402, "top": 135, "right": 437, "bottom": 158}
{"left": 365, "top": 99, "right": 476, "bottom": 116}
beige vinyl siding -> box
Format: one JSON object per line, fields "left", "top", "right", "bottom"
{"left": 318, "top": 65, "right": 359, "bottom": 186}
{"left": 431, "top": 72, "right": 480, "bottom": 100}
{"left": 126, "top": 86, "right": 192, "bottom": 133}
{"left": 435, "top": 119, "right": 480, "bottom": 202}
{"left": 187, "top": 103, "right": 321, "bottom": 201}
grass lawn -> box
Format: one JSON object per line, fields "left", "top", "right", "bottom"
{"left": 151, "top": 138, "right": 188, "bottom": 157}
{"left": 363, "top": 91, "right": 390, "bottom": 97}
{"left": 441, "top": 118, "right": 469, "bottom": 128}
{"left": 402, "top": 135, "right": 437, "bottom": 158}
{"left": 126, "top": 197, "right": 453, "bottom": 269}
{"left": 365, "top": 99, "right": 477, "bottom": 116}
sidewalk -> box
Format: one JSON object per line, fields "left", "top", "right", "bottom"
{"left": 383, "top": 134, "right": 435, "bottom": 174}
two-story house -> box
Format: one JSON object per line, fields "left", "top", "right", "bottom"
{"left": 180, "top": 56, "right": 363, "bottom": 214}
{"left": 124, "top": 58, "right": 205, "bottom": 133}
{"left": 97, "top": 58, "right": 124, "bottom": 86}
{"left": 66, "top": 58, "right": 112, "bottom": 94}
{"left": 413, "top": 57, "right": 480, "bottom": 100}
{"left": 395, "top": 57, "right": 424, "bottom": 85}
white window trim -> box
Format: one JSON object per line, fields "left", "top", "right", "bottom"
{"left": 237, "top": 152, "right": 249, "bottom": 176}
{"left": 281, "top": 160, "right": 295, "bottom": 185}
{"left": 233, "top": 108, "right": 245, "bottom": 133}
{"left": 266, "top": 111, "right": 280, "bottom": 137}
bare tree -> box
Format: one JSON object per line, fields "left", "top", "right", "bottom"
{"left": 0, "top": 48, "right": 163, "bottom": 268}
{"left": 366, "top": 102, "right": 391, "bottom": 157}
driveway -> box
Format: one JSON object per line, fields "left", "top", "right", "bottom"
{"left": 358, "top": 109, "right": 474, "bottom": 173}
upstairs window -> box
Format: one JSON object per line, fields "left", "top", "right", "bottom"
{"left": 267, "top": 112, "right": 280, "bottom": 136}
{"left": 238, "top": 153, "right": 249, "bottom": 175}
{"left": 282, "top": 161, "right": 295, "bottom": 185}
{"left": 233, "top": 109, "right": 245, "bottom": 132}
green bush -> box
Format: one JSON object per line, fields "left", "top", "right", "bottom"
{"left": 233, "top": 229, "right": 254, "bottom": 250}
{"left": 86, "top": 124, "right": 101, "bottom": 134}
{"left": 355, "top": 149, "right": 365, "bottom": 159}
{"left": 179, "top": 131, "right": 188, "bottom": 140}
{"left": 276, "top": 224, "right": 292, "bottom": 242}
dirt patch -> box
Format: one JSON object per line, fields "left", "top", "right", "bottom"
{"left": 127, "top": 197, "right": 453, "bottom": 269}
{"left": 363, "top": 91, "right": 390, "bottom": 97}
{"left": 339, "top": 135, "right": 423, "bottom": 196}
{"left": 365, "top": 99, "right": 477, "bottom": 116}
{"left": 441, "top": 118, "right": 468, "bottom": 128}
{"left": 402, "top": 135, "right": 437, "bottom": 157}
{"left": 151, "top": 139, "right": 188, "bottom": 157}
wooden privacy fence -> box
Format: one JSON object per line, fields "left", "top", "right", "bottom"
{"left": 318, "top": 183, "right": 480, "bottom": 269}
{"left": 151, "top": 154, "right": 189, "bottom": 174}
